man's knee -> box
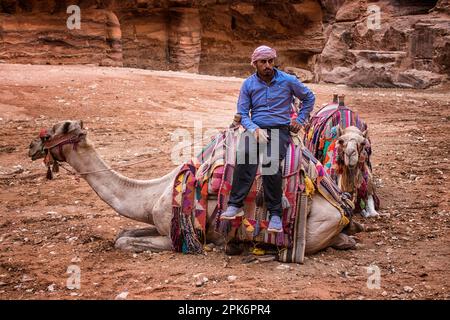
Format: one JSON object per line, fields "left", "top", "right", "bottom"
{"left": 261, "top": 159, "right": 282, "bottom": 176}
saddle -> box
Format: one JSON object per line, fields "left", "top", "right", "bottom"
{"left": 171, "top": 123, "right": 354, "bottom": 263}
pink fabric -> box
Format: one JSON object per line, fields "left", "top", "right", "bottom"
{"left": 251, "top": 45, "right": 277, "bottom": 65}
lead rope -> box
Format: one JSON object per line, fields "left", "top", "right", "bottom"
{"left": 57, "top": 157, "right": 154, "bottom": 177}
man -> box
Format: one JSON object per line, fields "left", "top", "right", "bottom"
{"left": 220, "top": 45, "right": 315, "bottom": 233}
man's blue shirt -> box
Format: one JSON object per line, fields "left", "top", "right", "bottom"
{"left": 237, "top": 68, "right": 315, "bottom": 132}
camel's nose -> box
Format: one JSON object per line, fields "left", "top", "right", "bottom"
{"left": 346, "top": 149, "right": 356, "bottom": 157}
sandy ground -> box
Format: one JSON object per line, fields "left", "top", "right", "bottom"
{"left": 0, "top": 64, "right": 449, "bottom": 300}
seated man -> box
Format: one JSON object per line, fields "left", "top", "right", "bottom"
{"left": 220, "top": 45, "right": 316, "bottom": 233}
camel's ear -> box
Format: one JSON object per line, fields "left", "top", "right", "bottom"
{"left": 362, "top": 129, "right": 368, "bottom": 138}
{"left": 79, "top": 120, "right": 84, "bottom": 129}
{"left": 62, "top": 121, "right": 71, "bottom": 134}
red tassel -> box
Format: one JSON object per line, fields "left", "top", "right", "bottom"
{"left": 52, "top": 161, "right": 59, "bottom": 173}
{"left": 170, "top": 208, "right": 182, "bottom": 252}
{"left": 46, "top": 166, "right": 53, "bottom": 180}
{"left": 255, "top": 189, "right": 264, "bottom": 207}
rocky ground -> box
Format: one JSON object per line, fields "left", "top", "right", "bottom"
{"left": 0, "top": 64, "right": 449, "bottom": 300}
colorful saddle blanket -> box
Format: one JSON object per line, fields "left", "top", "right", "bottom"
{"left": 171, "top": 128, "right": 354, "bottom": 258}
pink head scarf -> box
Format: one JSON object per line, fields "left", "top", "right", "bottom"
{"left": 250, "top": 45, "right": 277, "bottom": 66}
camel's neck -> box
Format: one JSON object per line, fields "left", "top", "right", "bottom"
{"left": 65, "top": 144, "right": 179, "bottom": 224}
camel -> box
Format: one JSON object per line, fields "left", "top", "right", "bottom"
{"left": 335, "top": 125, "right": 379, "bottom": 217}
{"left": 28, "top": 120, "right": 361, "bottom": 256}
{"left": 305, "top": 95, "right": 379, "bottom": 218}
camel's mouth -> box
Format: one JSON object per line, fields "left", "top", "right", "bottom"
{"left": 30, "top": 150, "right": 45, "bottom": 161}
{"left": 28, "top": 138, "right": 46, "bottom": 161}
{"left": 348, "top": 163, "right": 358, "bottom": 169}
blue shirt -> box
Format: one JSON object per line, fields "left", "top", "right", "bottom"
{"left": 237, "top": 68, "right": 315, "bottom": 132}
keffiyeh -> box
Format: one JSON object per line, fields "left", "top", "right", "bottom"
{"left": 251, "top": 45, "right": 277, "bottom": 66}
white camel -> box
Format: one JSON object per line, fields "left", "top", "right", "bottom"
{"left": 28, "top": 120, "right": 361, "bottom": 255}
{"left": 335, "top": 125, "right": 379, "bottom": 217}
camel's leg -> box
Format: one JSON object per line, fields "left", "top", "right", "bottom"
{"left": 115, "top": 235, "right": 172, "bottom": 252}
{"left": 366, "top": 195, "right": 379, "bottom": 217}
{"left": 115, "top": 225, "right": 160, "bottom": 241}
{"left": 343, "top": 220, "right": 365, "bottom": 235}
{"left": 330, "top": 233, "right": 356, "bottom": 250}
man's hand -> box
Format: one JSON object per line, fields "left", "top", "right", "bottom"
{"left": 289, "top": 119, "right": 303, "bottom": 133}
{"left": 253, "top": 128, "right": 269, "bottom": 144}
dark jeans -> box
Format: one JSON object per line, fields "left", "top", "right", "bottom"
{"left": 228, "top": 127, "right": 291, "bottom": 217}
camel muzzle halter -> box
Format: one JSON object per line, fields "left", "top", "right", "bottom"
{"left": 39, "top": 128, "right": 86, "bottom": 180}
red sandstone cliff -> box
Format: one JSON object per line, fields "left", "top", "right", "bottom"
{"left": 0, "top": 0, "right": 448, "bottom": 88}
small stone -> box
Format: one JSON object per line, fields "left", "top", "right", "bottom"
{"left": 115, "top": 291, "right": 129, "bottom": 300}
{"left": 227, "top": 275, "right": 237, "bottom": 282}
{"left": 47, "top": 284, "right": 56, "bottom": 292}
{"left": 68, "top": 237, "right": 78, "bottom": 243}
{"left": 21, "top": 275, "right": 33, "bottom": 282}
{"left": 382, "top": 291, "right": 388, "bottom": 296}
{"left": 404, "top": 286, "right": 414, "bottom": 293}
{"left": 195, "top": 280, "right": 204, "bottom": 287}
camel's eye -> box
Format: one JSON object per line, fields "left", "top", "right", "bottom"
{"left": 338, "top": 138, "right": 344, "bottom": 145}
{"left": 63, "top": 122, "right": 71, "bottom": 134}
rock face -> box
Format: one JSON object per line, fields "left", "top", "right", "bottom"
{"left": 318, "top": 0, "right": 450, "bottom": 88}
{"left": 0, "top": 6, "right": 123, "bottom": 67}
{"left": 0, "top": 0, "right": 448, "bottom": 88}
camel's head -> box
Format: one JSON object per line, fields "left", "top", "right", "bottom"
{"left": 28, "top": 120, "right": 86, "bottom": 162}
{"left": 29, "top": 137, "right": 45, "bottom": 161}
{"left": 336, "top": 125, "right": 368, "bottom": 168}
{"left": 49, "top": 120, "right": 85, "bottom": 140}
